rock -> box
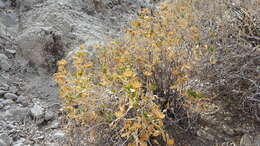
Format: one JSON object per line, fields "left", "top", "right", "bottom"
{"left": 0, "top": 90, "right": 8, "bottom": 97}
{"left": 8, "top": 86, "right": 17, "bottom": 94}
{"left": 44, "top": 110, "right": 55, "bottom": 121}
{"left": 254, "top": 135, "right": 260, "bottom": 145}
{"left": 4, "top": 107, "right": 29, "bottom": 121}
{"left": 240, "top": 134, "right": 254, "bottom": 146}
{"left": 4, "top": 93, "right": 18, "bottom": 101}
{"left": 30, "top": 104, "right": 44, "bottom": 119}
{"left": 16, "top": 27, "right": 65, "bottom": 73}
{"left": 0, "top": 102, "right": 4, "bottom": 109}
{"left": 51, "top": 130, "right": 66, "bottom": 142}
{"left": 16, "top": 95, "right": 29, "bottom": 106}
{"left": 0, "top": 83, "right": 9, "bottom": 91}
{"left": 0, "top": 13, "right": 16, "bottom": 27}
{"left": 0, "top": 54, "right": 8, "bottom": 61}
{"left": 12, "top": 138, "right": 32, "bottom": 146}
{"left": 222, "top": 124, "right": 235, "bottom": 136}
{"left": 47, "top": 120, "right": 59, "bottom": 129}
{"left": 0, "top": 54, "right": 11, "bottom": 71}
{"left": 5, "top": 49, "right": 16, "bottom": 55}
{"left": 197, "top": 127, "right": 215, "bottom": 141}
{"left": 0, "top": 133, "right": 11, "bottom": 146}
{"left": 2, "top": 99, "right": 14, "bottom": 106}
{"left": 12, "top": 140, "right": 24, "bottom": 146}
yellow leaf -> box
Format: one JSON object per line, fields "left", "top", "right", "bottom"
{"left": 84, "top": 62, "right": 93, "bottom": 68}
{"left": 57, "top": 59, "right": 67, "bottom": 66}
{"left": 192, "top": 33, "right": 200, "bottom": 40}
{"left": 152, "top": 108, "right": 165, "bottom": 119}
{"left": 170, "top": 85, "right": 177, "bottom": 89}
{"left": 172, "top": 71, "right": 183, "bottom": 76}
{"left": 128, "top": 142, "right": 135, "bottom": 146}
{"left": 167, "top": 138, "right": 175, "bottom": 146}
{"left": 140, "top": 141, "right": 148, "bottom": 146}
{"left": 130, "top": 122, "right": 142, "bottom": 130}
{"left": 121, "top": 131, "right": 131, "bottom": 137}
{"left": 132, "top": 20, "right": 141, "bottom": 28}
{"left": 123, "top": 120, "right": 132, "bottom": 129}
{"left": 132, "top": 81, "right": 142, "bottom": 89}
{"left": 191, "top": 26, "right": 198, "bottom": 33}
{"left": 115, "top": 111, "right": 124, "bottom": 118}
{"left": 144, "top": 71, "right": 152, "bottom": 77}
{"left": 182, "top": 64, "right": 192, "bottom": 70}
{"left": 140, "top": 131, "right": 150, "bottom": 141}
{"left": 152, "top": 130, "right": 162, "bottom": 137}
{"left": 124, "top": 70, "right": 134, "bottom": 78}
{"left": 153, "top": 139, "right": 160, "bottom": 145}
{"left": 79, "top": 44, "right": 86, "bottom": 50}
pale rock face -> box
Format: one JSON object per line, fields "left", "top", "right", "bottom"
{"left": 16, "top": 27, "right": 53, "bottom": 67}
{"left": 0, "top": 133, "right": 11, "bottom": 146}
{"left": 4, "top": 107, "right": 29, "bottom": 121}
{"left": 30, "top": 103, "right": 45, "bottom": 119}
{"left": 16, "top": 27, "right": 65, "bottom": 73}
{"left": 0, "top": 54, "right": 11, "bottom": 71}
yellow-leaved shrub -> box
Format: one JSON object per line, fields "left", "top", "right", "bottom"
{"left": 55, "top": 0, "right": 206, "bottom": 145}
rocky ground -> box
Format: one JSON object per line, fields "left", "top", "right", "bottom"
{"left": 0, "top": 0, "right": 259, "bottom": 146}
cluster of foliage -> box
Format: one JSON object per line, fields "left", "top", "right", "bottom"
{"left": 192, "top": 0, "right": 260, "bottom": 115}
{"left": 55, "top": 0, "right": 208, "bottom": 145}
{"left": 55, "top": 0, "right": 259, "bottom": 145}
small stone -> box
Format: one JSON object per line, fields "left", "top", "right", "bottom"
{"left": 52, "top": 130, "right": 66, "bottom": 142}
{"left": 5, "top": 49, "right": 16, "bottom": 55}
{"left": 34, "top": 135, "right": 44, "bottom": 140}
{"left": 30, "top": 104, "right": 44, "bottom": 119}
{"left": 240, "top": 134, "right": 253, "bottom": 146}
{"left": 48, "top": 120, "right": 59, "bottom": 129}
{"left": 0, "top": 133, "right": 11, "bottom": 146}
{"left": 44, "top": 110, "right": 55, "bottom": 121}
{"left": 222, "top": 124, "right": 235, "bottom": 136}
{"left": 4, "top": 93, "right": 18, "bottom": 101}
{"left": 16, "top": 96, "right": 29, "bottom": 106}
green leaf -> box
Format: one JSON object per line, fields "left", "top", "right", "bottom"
{"left": 207, "top": 46, "right": 215, "bottom": 53}
{"left": 187, "top": 89, "right": 203, "bottom": 98}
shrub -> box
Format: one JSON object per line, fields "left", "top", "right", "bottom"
{"left": 190, "top": 0, "right": 260, "bottom": 118}
{"left": 55, "top": 0, "right": 207, "bottom": 145}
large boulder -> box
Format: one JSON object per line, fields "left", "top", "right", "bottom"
{"left": 16, "top": 27, "right": 65, "bottom": 73}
